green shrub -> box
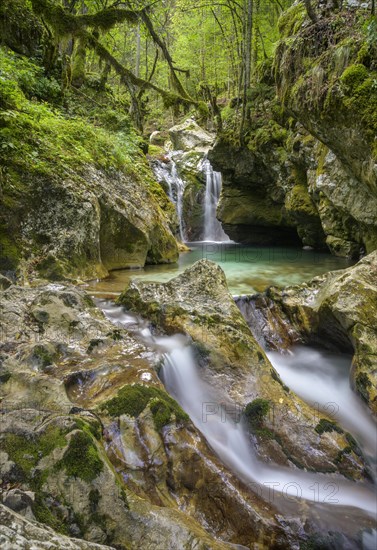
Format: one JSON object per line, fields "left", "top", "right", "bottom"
{"left": 314, "top": 419, "right": 343, "bottom": 435}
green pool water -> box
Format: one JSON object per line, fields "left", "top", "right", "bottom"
{"left": 85, "top": 242, "right": 352, "bottom": 297}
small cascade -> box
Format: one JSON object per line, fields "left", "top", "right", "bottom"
{"left": 202, "top": 159, "right": 229, "bottom": 242}
{"left": 151, "top": 154, "right": 186, "bottom": 241}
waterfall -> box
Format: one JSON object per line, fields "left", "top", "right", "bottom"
{"left": 170, "top": 161, "right": 185, "bottom": 240}
{"left": 202, "top": 159, "right": 229, "bottom": 242}
{"left": 151, "top": 155, "right": 186, "bottom": 241}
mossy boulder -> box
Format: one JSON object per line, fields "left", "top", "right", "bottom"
{"left": 0, "top": 49, "right": 178, "bottom": 282}
{"left": 99, "top": 383, "right": 189, "bottom": 431}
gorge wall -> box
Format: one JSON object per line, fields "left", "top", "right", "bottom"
{"left": 209, "top": 1, "right": 377, "bottom": 258}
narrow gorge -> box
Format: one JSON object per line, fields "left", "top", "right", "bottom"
{"left": 0, "top": 1, "right": 376, "bottom": 549}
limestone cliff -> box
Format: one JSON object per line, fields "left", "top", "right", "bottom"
{"left": 210, "top": 1, "right": 377, "bottom": 258}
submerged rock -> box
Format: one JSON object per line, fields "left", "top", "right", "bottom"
{"left": 238, "top": 251, "right": 377, "bottom": 414}
{"left": 118, "top": 259, "right": 369, "bottom": 479}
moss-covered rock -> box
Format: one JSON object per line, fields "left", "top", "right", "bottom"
{"left": 0, "top": 48, "right": 178, "bottom": 282}
{"left": 99, "top": 383, "right": 189, "bottom": 431}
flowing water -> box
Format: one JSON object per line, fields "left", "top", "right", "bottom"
{"left": 202, "top": 159, "right": 230, "bottom": 242}
{"left": 267, "top": 348, "right": 377, "bottom": 461}
{"left": 85, "top": 242, "right": 352, "bottom": 298}
{"left": 152, "top": 152, "right": 230, "bottom": 242}
{"left": 98, "top": 301, "right": 377, "bottom": 545}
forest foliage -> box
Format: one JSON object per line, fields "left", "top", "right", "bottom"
{"left": 0, "top": 0, "right": 376, "bottom": 137}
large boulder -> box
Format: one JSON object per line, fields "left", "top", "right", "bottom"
{"left": 118, "top": 260, "right": 369, "bottom": 479}
{"left": 237, "top": 251, "right": 377, "bottom": 414}
{"left": 169, "top": 119, "right": 215, "bottom": 152}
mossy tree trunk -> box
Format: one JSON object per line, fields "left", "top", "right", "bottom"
{"left": 71, "top": 34, "right": 87, "bottom": 88}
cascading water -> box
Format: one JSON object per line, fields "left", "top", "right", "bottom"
{"left": 161, "top": 342, "right": 377, "bottom": 518}
{"left": 98, "top": 300, "right": 377, "bottom": 528}
{"left": 267, "top": 347, "right": 377, "bottom": 461}
{"left": 151, "top": 154, "right": 186, "bottom": 241}
{"left": 202, "top": 159, "right": 230, "bottom": 242}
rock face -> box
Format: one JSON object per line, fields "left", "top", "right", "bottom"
{"left": 118, "top": 259, "right": 369, "bottom": 479}
{"left": 237, "top": 251, "right": 377, "bottom": 414}
{"left": 0, "top": 163, "right": 178, "bottom": 282}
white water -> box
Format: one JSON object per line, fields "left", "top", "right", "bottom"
{"left": 267, "top": 347, "right": 377, "bottom": 460}
{"left": 99, "top": 301, "right": 376, "bottom": 519}
{"left": 202, "top": 159, "right": 230, "bottom": 242}
{"left": 151, "top": 154, "right": 186, "bottom": 241}
{"left": 161, "top": 343, "right": 377, "bottom": 517}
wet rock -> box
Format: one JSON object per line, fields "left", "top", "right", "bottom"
{"left": 0, "top": 283, "right": 284, "bottom": 548}
{"left": 0, "top": 503, "right": 114, "bottom": 549}
{"left": 118, "top": 259, "right": 368, "bottom": 478}
{"left": 2, "top": 489, "right": 35, "bottom": 521}
{"left": 242, "top": 251, "right": 377, "bottom": 413}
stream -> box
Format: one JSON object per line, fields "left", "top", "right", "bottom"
{"left": 97, "top": 299, "right": 377, "bottom": 547}
{"left": 85, "top": 156, "right": 375, "bottom": 544}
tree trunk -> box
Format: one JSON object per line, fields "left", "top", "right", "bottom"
{"left": 304, "top": 0, "right": 317, "bottom": 22}
{"left": 71, "top": 35, "right": 87, "bottom": 88}
{"left": 135, "top": 21, "right": 141, "bottom": 77}
{"left": 240, "top": 0, "right": 253, "bottom": 145}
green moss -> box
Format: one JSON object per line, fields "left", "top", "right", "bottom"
{"left": 3, "top": 427, "right": 67, "bottom": 478}
{"left": 99, "top": 383, "right": 189, "bottom": 431}
{"left": 87, "top": 338, "right": 104, "bottom": 353}
{"left": 345, "top": 432, "right": 362, "bottom": 456}
{"left": 57, "top": 430, "right": 103, "bottom": 482}
{"left": 89, "top": 488, "right": 101, "bottom": 512}
{"left": 0, "top": 369, "right": 11, "bottom": 383}
{"left": 278, "top": 3, "right": 306, "bottom": 40}
{"left": 73, "top": 418, "right": 102, "bottom": 441}
{"left": 32, "top": 493, "right": 69, "bottom": 534}
{"left": 30, "top": 344, "right": 56, "bottom": 368}
{"left": 334, "top": 447, "right": 348, "bottom": 464}
{"left": 340, "top": 64, "right": 369, "bottom": 91}
{"left": 244, "top": 398, "right": 270, "bottom": 428}
{"left": 285, "top": 185, "right": 317, "bottom": 217}
{"left": 314, "top": 419, "right": 344, "bottom": 435}
{"left": 270, "top": 369, "right": 289, "bottom": 392}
